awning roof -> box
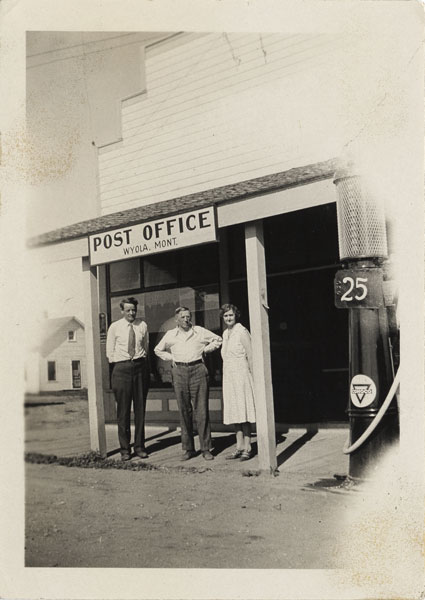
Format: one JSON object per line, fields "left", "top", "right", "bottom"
{"left": 27, "top": 158, "right": 337, "bottom": 248}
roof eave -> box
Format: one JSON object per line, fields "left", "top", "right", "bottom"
{"left": 27, "top": 158, "right": 338, "bottom": 248}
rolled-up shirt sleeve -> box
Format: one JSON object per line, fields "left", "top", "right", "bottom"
{"left": 202, "top": 328, "right": 222, "bottom": 353}
{"left": 154, "top": 331, "right": 173, "bottom": 362}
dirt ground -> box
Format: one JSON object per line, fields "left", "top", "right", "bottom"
{"left": 25, "top": 393, "right": 352, "bottom": 569}
{"left": 26, "top": 462, "right": 350, "bottom": 569}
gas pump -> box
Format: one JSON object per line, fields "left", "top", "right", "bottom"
{"left": 333, "top": 165, "right": 399, "bottom": 479}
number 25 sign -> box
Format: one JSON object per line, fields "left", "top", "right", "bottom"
{"left": 334, "top": 269, "right": 384, "bottom": 309}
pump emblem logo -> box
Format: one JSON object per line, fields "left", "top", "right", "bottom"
{"left": 350, "top": 374, "right": 376, "bottom": 408}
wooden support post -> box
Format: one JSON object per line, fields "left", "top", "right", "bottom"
{"left": 245, "top": 221, "right": 277, "bottom": 472}
{"left": 82, "top": 257, "right": 107, "bottom": 457}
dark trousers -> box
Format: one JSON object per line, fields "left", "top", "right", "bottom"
{"left": 111, "top": 359, "right": 146, "bottom": 455}
{"left": 172, "top": 362, "right": 211, "bottom": 452}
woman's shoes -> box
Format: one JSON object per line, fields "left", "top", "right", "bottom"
{"left": 240, "top": 450, "right": 252, "bottom": 461}
{"left": 225, "top": 449, "right": 243, "bottom": 460}
{"left": 225, "top": 449, "right": 253, "bottom": 461}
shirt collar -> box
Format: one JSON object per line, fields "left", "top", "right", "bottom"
{"left": 175, "top": 325, "right": 194, "bottom": 337}
{"left": 121, "top": 318, "right": 136, "bottom": 327}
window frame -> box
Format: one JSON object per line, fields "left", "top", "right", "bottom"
{"left": 71, "top": 360, "right": 82, "bottom": 389}
{"left": 106, "top": 244, "right": 222, "bottom": 390}
{"left": 47, "top": 361, "right": 56, "bottom": 382}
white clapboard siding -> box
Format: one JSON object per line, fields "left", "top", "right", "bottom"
{"left": 39, "top": 327, "right": 87, "bottom": 391}
{"left": 99, "top": 35, "right": 327, "bottom": 166}
{"left": 98, "top": 32, "right": 346, "bottom": 215}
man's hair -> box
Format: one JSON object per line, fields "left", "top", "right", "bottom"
{"left": 220, "top": 303, "right": 241, "bottom": 321}
{"left": 175, "top": 306, "right": 191, "bottom": 316}
{"left": 120, "top": 297, "right": 138, "bottom": 310}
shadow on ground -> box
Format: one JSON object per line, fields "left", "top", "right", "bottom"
{"left": 277, "top": 430, "right": 318, "bottom": 467}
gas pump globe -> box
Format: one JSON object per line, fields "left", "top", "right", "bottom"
{"left": 333, "top": 166, "right": 399, "bottom": 479}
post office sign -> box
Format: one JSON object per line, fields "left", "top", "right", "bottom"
{"left": 89, "top": 207, "right": 217, "bottom": 266}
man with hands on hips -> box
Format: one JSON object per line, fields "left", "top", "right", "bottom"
{"left": 154, "top": 307, "right": 222, "bottom": 461}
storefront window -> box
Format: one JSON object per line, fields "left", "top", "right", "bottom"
{"left": 146, "top": 284, "right": 221, "bottom": 387}
{"left": 227, "top": 224, "right": 247, "bottom": 280}
{"left": 180, "top": 244, "right": 219, "bottom": 285}
{"left": 108, "top": 243, "right": 221, "bottom": 388}
{"left": 110, "top": 293, "right": 145, "bottom": 322}
{"left": 144, "top": 253, "right": 177, "bottom": 288}
{"left": 228, "top": 280, "right": 250, "bottom": 330}
{"left": 109, "top": 258, "right": 141, "bottom": 292}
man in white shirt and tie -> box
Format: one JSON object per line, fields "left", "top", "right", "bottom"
{"left": 154, "top": 306, "right": 222, "bottom": 461}
{"left": 106, "top": 297, "right": 149, "bottom": 461}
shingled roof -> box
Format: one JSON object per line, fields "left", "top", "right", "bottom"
{"left": 27, "top": 159, "right": 338, "bottom": 248}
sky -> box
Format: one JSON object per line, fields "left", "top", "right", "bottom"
{"left": 25, "top": 32, "right": 162, "bottom": 321}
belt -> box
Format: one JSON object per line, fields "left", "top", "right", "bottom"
{"left": 118, "top": 357, "right": 145, "bottom": 363}
{"left": 174, "top": 359, "right": 203, "bottom": 367}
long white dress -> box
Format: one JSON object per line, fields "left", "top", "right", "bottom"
{"left": 221, "top": 323, "right": 256, "bottom": 424}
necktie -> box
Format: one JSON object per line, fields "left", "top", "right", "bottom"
{"left": 128, "top": 324, "right": 136, "bottom": 359}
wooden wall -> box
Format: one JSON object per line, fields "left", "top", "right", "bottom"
{"left": 39, "top": 325, "right": 88, "bottom": 392}
{"left": 98, "top": 32, "right": 347, "bottom": 215}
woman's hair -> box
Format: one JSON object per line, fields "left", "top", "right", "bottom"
{"left": 120, "top": 297, "right": 138, "bottom": 310}
{"left": 220, "top": 303, "right": 241, "bottom": 321}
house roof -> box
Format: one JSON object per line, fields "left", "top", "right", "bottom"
{"left": 42, "top": 316, "right": 85, "bottom": 340}
{"left": 29, "top": 316, "right": 85, "bottom": 355}
{"left": 27, "top": 158, "right": 338, "bottom": 247}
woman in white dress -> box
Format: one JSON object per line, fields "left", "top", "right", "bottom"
{"left": 220, "top": 304, "right": 256, "bottom": 461}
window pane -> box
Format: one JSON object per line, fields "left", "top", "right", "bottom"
{"left": 228, "top": 280, "right": 250, "bottom": 330}
{"left": 110, "top": 293, "right": 145, "bottom": 322}
{"left": 191, "top": 285, "right": 222, "bottom": 386}
{"left": 107, "top": 243, "right": 222, "bottom": 390}
{"left": 145, "top": 284, "right": 221, "bottom": 388}
{"left": 143, "top": 253, "right": 177, "bottom": 288}
{"left": 144, "top": 288, "right": 180, "bottom": 388}
{"left": 180, "top": 243, "right": 219, "bottom": 285}
{"left": 109, "top": 259, "right": 141, "bottom": 292}
{"left": 47, "top": 361, "right": 56, "bottom": 381}
{"left": 227, "top": 224, "right": 246, "bottom": 280}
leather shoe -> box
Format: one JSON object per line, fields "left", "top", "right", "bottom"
{"left": 240, "top": 450, "right": 252, "bottom": 461}
{"left": 225, "top": 449, "right": 243, "bottom": 460}
{"left": 135, "top": 449, "right": 149, "bottom": 459}
{"left": 121, "top": 453, "right": 131, "bottom": 462}
{"left": 181, "top": 450, "right": 196, "bottom": 461}
{"left": 202, "top": 450, "right": 214, "bottom": 461}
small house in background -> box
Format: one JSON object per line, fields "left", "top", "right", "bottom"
{"left": 25, "top": 317, "right": 87, "bottom": 393}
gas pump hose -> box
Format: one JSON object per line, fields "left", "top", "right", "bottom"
{"left": 343, "top": 367, "right": 400, "bottom": 455}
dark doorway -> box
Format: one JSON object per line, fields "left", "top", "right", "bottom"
{"left": 72, "top": 360, "right": 82, "bottom": 389}
{"left": 264, "top": 203, "right": 348, "bottom": 423}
